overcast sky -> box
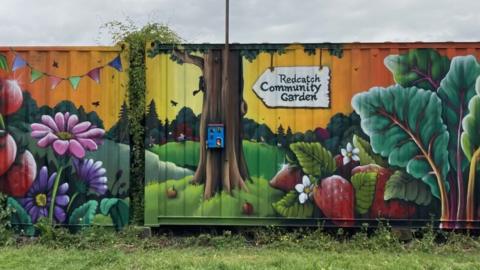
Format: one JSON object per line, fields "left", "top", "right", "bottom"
{"left": 1, "top": 0, "right": 479, "bottom": 45}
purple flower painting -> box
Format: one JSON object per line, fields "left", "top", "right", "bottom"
{"left": 30, "top": 112, "right": 104, "bottom": 159}
{"left": 19, "top": 166, "right": 69, "bottom": 223}
{"left": 73, "top": 158, "right": 108, "bottom": 195}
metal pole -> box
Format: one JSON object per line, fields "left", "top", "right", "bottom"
{"left": 225, "top": 0, "right": 229, "bottom": 50}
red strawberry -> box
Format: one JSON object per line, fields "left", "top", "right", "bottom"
{"left": 269, "top": 165, "right": 302, "bottom": 192}
{"left": 313, "top": 175, "right": 355, "bottom": 227}
{"left": 334, "top": 154, "right": 359, "bottom": 179}
{"left": 0, "top": 150, "right": 36, "bottom": 197}
{"left": 352, "top": 164, "right": 416, "bottom": 219}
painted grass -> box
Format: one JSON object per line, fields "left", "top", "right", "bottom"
{"left": 144, "top": 175, "right": 285, "bottom": 225}
{"left": 149, "top": 140, "right": 286, "bottom": 181}
{"left": 1, "top": 245, "right": 480, "bottom": 270}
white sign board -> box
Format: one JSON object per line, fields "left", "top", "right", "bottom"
{"left": 252, "top": 66, "right": 330, "bottom": 108}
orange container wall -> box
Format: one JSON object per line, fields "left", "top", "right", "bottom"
{"left": 0, "top": 47, "right": 130, "bottom": 231}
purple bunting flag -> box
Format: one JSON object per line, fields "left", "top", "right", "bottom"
{"left": 87, "top": 67, "right": 102, "bottom": 84}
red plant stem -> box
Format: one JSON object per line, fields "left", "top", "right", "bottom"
{"left": 411, "top": 67, "right": 440, "bottom": 89}
{"left": 448, "top": 174, "right": 458, "bottom": 225}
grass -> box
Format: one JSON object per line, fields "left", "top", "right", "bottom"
{"left": 2, "top": 226, "right": 480, "bottom": 270}
{"left": 2, "top": 245, "right": 480, "bottom": 270}
{"left": 144, "top": 176, "right": 285, "bottom": 225}
{"left": 145, "top": 140, "right": 288, "bottom": 225}
{"left": 149, "top": 140, "right": 286, "bottom": 180}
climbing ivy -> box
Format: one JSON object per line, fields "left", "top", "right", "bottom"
{"left": 101, "top": 20, "right": 182, "bottom": 225}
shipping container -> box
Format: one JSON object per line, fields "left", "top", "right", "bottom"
{"left": 145, "top": 42, "right": 480, "bottom": 229}
{"left": 0, "top": 46, "right": 130, "bottom": 233}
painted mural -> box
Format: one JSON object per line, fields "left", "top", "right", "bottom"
{"left": 145, "top": 43, "right": 480, "bottom": 228}
{"left": 0, "top": 48, "right": 130, "bottom": 234}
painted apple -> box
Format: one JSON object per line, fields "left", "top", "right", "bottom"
{"left": 0, "top": 131, "right": 17, "bottom": 176}
{"left": 0, "top": 150, "right": 36, "bottom": 197}
{"left": 166, "top": 186, "right": 177, "bottom": 198}
{"left": 0, "top": 78, "right": 23, "bottom": 115}
{"left": 269, "top": 165, "right": 302, "bottom": 192}
{"left": 242, "top": 201, "right": 254, "bottom": 216}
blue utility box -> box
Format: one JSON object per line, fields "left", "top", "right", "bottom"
{"left": 207, "top": 123, "right": 224, "bottom": 149}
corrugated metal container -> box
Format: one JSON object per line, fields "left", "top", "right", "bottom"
{"left": 0, "top": 46, "right": 130, "bottom": 232}
{"left": 145, "top": 42, "right": 480, "bottom": 228}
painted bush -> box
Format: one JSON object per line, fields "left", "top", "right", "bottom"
{"left": 146, "top": 44, "right": 480, "bottom": 228}
{"left": 0, "top": 48, "right": 129, "bottom": 234}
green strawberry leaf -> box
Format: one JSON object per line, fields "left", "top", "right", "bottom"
{"left": 352, "top": 85, "right": 450, "bottom": 199}
{"left": 100, "top": 198, "right": 129, "bottom": 230}
{"left": 272, "top": 191, "right": 314, "bottom": 218}
{"left": 352, "top": 135, "right": 386, "bottom": 167}
{"left": 438, "top": 55, "right": 480, "bottom": 172}
{"left": 7, "top": 198, "right": 35, "bottom": 236}
{"left": 351, "top": 172, "right": 377, "bottom": 214}
{"left": 384, "top": 171, "right": 432, "bottom": 206}
{"left": 461, "top": 77, "right": 480, "bottom": 161}
{"left": 69, "top": 200, "right": 98, "bottom": 228}
{"left": 0, "top": 54, "right": 8, "bottom": 71}
{"left": 289, "top": 142, "right": 336, "bottom": 178}
{"left": 384, "top": 49, "right": 450, "bottom": 91}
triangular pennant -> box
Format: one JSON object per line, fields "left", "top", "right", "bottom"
{"left": 12, "top": 54, "right": 27, "bottom": 71}
{"left": 0, "top": 54, "right": 8, "bottom": 71}
{"left": 108, "top": 55, "right": 122, "bottom": 72}
{"left": 87, "top": 67, "right": 101, "bottom": 84}
{"left": 49, "top": 76, "right": 63, "bottom": 89}
{"left": 30, "top": 69, "right": 44, "bottom": 83}
{"left": 69, "top": 76, "right": 81, "bottom": 90}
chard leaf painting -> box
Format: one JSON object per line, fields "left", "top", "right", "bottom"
{"left": 352, "top": 85, "right": 450, "bottom": 222}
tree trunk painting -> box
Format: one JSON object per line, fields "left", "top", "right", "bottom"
{"left": 173, "top": 49, "right": 249, "bottom": 199}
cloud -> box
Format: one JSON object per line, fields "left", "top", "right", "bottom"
{"left": 0, "top": 0, "right": 479, "bottom": 45}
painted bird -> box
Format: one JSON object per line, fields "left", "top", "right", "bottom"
{"left": 170, "top": 100, "right": 178, "bottom": 107}
{"left": 193, "top": 76, "right": 205, "bottom": 96}
{"left": 52, "top": 61, "right": 59, "bottom": 68}
{"left": 92, "top": 101, "right": 100, "bottom": 107}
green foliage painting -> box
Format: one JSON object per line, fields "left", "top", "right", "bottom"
{"left": 354, "top": 50, "right": 480, "bottom": 227}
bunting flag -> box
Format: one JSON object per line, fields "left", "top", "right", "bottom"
{"left": 87, "top": 67, "right": 101, "bottom": 84}
{"left": 6, "top": 49, "right": 123, "bottom": 90}
{"left": 69, "top": 76, "right": 81, "bottom": 90}
{"left": 0, "top": 54, "right": 8, "bottom": 71}
{"left": 12, "top": 54, "right": 27, "bottom": 71}
{"left": 108, "top": 56, "right": 123, "bottom": 72}
{"left": 49, "top": 76, "right": 63, "bottom": 90}
{"left": 30, "top": 69, "right": 44, "bottom": 83}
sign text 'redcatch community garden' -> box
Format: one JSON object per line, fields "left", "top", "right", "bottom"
{"left": 252, "top": 66, "right": 330, "bottom": 108}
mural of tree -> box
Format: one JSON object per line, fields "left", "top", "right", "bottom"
{"left": 149, "top": 43, "right": 340, "bottom": 199}
{"left": 166, "top": 48, "right": 249, "bottom": 199}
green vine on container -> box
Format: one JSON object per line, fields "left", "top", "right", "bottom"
{"left": 100, "top": 19, "right": 182, "bottom": 225}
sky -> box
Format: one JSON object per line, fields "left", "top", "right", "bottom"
{"left": 1, "top": 0, "right": 479, "bottom": 45}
